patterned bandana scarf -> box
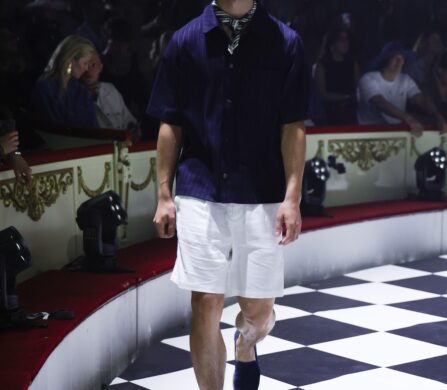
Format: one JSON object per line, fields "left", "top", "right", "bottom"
{"left": 211, "top": 0, "right": 257, "bottom": 54}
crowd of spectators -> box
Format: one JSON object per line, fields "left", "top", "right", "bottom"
{"left": 2, "top": 0, "right": 447, "bottom": 153}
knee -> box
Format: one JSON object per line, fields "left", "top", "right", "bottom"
{"left": 239, "top": 302, "right": 275, "bottom": 335}
{"left": 191, "top": 292, "right": 224, "bottom": 320}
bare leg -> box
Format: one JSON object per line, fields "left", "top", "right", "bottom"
{"left": 190, "top": 292, "right": 226, "bottom": 390}
{"left": 235, "top": 298, "right": 276, "bottom": 362}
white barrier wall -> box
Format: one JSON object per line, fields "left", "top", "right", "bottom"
{"left": 29, "top": 209, "right": 447, "bottom": 390}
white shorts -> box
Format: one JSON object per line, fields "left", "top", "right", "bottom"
{"left": 171, "top": 195, "right": 285, "bottom": 298}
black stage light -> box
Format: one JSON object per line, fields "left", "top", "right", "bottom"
{"left": 301, "top": 157, "right": 332, "bottom": 217}
{"left": 75, "top": 190, "right": 133, "bottom": 273}
{"left": 0, "top": 227, "right": 62, "bottom": 329}
{"left": 415, "top": 147, "right": 446, "bottom": 201}
{"left": 0, "top": 227, "right": 31, "bottom": 314}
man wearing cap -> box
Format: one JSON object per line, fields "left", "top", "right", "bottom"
{"left": 357, "top": 42, "right": 447, "bottom": 135}
{"left": 148, "top": 0, "right": 309, "bottom": 389}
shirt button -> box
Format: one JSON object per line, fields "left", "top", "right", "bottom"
{"left": 222, "top": 173, "right": 229, "bottom": 180}
{"left": 229, "top": 63, "right": 234, "bottom": 69}
{"left": 226, "top": 98, "right": 233, "bottom": 106}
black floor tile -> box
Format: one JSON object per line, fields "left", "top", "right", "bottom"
{"left": 399, "top": 258, "right": 447, "bottom": 273}
{"left": 390, "top": 320, "right": 447, "bottom": 347}
{"left": 391, "top": 354, "right": 447, "bottom": 384}
{"left": 303, "top": 276, "right": 368, "bottom": 290}
{"left": 248, "top": 347, "right": 376, "bottom": 387}
{"left": 276, "top": 291, "right": 371, "bottom": 313}
{"left": 392, "top": 297, "right": 447, "bottom": 318}
{"left": 271, "top": 315, "right": 374, "bottom": 346}
{"left": 387, "top": 275, "right": 447, "bottom": 295}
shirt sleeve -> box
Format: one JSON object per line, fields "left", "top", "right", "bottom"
{"left": 146, "top": 35, "right": 183, "bottom": 126}
{"left": 279, "top": 33, "right": 310, "bottom": 125}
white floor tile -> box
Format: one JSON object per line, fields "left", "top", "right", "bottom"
{"left": 221, "top": 303, "right": 309, "bottom": 326}
{"left": 346, "top": 265, "right": 430, "bottom": 282}
{"left": 435, "top": 271, "right": 447, "bottom": 278}
{"left": 132, "top": 364, "right": 296, "bottom": 390}
{"left": 162, "top": 327, "right": 303, "bottom": 360}
{"left": 321, "top": 282, "right": 438, "bottom": 305}
{"left": 310, "top": 332, "right": 447, "bottom": 367}
{"left": 301, "top": 368, "right": 447, "bottom": 390}
{"left": 109, "top": 377, "right": 128, "bottom": 385}
{"left": 315, "top": 304, "right": 446, "bottom": 331}
{"left": 283, "top": 285, "right": 315, "bottom": 295}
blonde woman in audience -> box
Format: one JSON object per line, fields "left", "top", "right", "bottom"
{"left": 30, "top": 35, "right": 98, "bottom": 128}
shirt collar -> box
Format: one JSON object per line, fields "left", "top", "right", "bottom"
{"left": 201, "top": 2, "right": 270, "bottom": 36}
{"left": 201, "top": 4, "right": 220, "bottom": 34}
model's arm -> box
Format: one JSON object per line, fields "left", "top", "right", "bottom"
{"left": 153, "top": 122, "right": 183, "bottom": 238}
{"left": 369, "top": 95, "right": 424, "bottom": 136}
{"left": 276, "top": 121, "right": 306, "bottom": 246}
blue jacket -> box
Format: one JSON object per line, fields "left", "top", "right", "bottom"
{"left": 31, "top": 77, "right": 98, "bottom": 128}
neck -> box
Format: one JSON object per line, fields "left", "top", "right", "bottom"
{"left": 381, "top": 68, "right": 399, "bottom": 81}
{"left": 217, "top": 0, "right": 254, "bottom": 18}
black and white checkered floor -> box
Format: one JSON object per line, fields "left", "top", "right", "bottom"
{"left": 109, "top": 255, "right": 447, "bottom": 389}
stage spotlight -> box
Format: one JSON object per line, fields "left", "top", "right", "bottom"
{"left": 415, "top": 147, "right": 446, "bottom": 201}
{"left": 75, "top": 191, "right": 133, "bottom": 273}
{"left": 301, "top": 157, "right": 331, "bottom": 217}
{"left": 0, "top": 227, "right": 31, "bottom": 314}
{"left": 0, "top": 228, "right": 74, "bottom": 330}
{"left": 0, "top": 227, "right": 47, "bottom": 329}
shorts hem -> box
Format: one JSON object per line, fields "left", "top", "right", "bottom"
{"left": 171, "top": 277, "right": 283, "bottom": 299}
{"left": 225, "top": 290, "right": 285, "bottom": 299}
{"left": 171, "top": 278, "right": 226, "bottom": 295}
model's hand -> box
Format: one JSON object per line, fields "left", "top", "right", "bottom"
{"left": 275, "top": 199, "right": 302, "bottom": 246}
{"left": 0, "top": 131, "right": 19, "bottom": 155}
{"left": 11, "top": 154, "right": 32, "bottom": 186}
{"left": 405, "top": 115, "right": 424, "bottom": 137}
{"left": 153, "top": 197, "right": 176, "bottom": 238}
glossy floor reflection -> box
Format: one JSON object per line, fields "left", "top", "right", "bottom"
{"left": 109, "top": 255, "right": 447, "bottom": 389}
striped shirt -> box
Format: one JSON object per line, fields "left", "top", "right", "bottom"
{"left": 147, "top": 3, "right": 309, "bottom": 204}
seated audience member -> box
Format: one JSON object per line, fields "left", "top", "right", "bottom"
{"left": 30, "top": 35, "right": 98, "bottom": 128}
{"left": 82, "top": 52, "right": 138, "bottom": 131}
{"left": 0, "top": 107, "right": 32, "bottom": 185}
{"left": 314, "top": 28, "right": 360, "bottom": 125}
{"left": 357, "top": 42, "right": 447, "bottom": 136}
{"left": 409, "top": 29, "right": 444, "bottom": 92}
{"left": 424, "top": 51, "right": 447, "bottom": 117}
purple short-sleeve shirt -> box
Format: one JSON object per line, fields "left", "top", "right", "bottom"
{"left": 147, "top": 3, "right": 309, "bottom": 204}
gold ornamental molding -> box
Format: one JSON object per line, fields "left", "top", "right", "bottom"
{"left": 130, "top": 157, "right": 157, "bottom": 191}
{"left": 77, "top": 162, "right": 112, "bottom": 198}
{"left": 314, "top": 140, "right": 325, "bottom": 159}
{"left": 328, "top": 137, "right": 407, "bottom": 171}
{"left": 0, "top": 168, "right": 74, "bottom": 221}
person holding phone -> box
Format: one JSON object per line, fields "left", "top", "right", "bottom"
{"left": 0, "top": 107, "right": 32, "bottom": 186}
